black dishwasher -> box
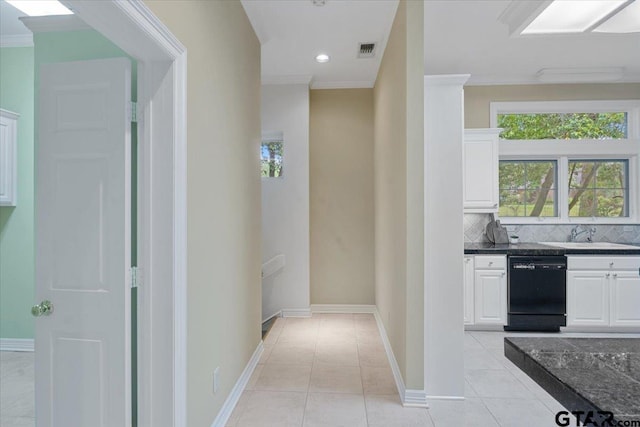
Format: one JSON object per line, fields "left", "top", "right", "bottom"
{"left": 505, "top": 256, "right": 567, "bottom": 332}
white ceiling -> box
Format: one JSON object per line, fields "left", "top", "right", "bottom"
{"left": 3, "top": 0, "right": 639, "bottom": 86}
{"left": 425, "top": 0, "right": 640, "bottom": 85}
{"left": 0, "top": 0, "right": 32, "bottom": 43}
{"left": 243, "top": 0, "right": 640, "bottom": 88}
{"left": 241, "top": 0, "right": 398, "bottom": 89}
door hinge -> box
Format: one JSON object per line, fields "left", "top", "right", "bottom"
{"left": 130, "top": 266, "right": 139, "bottom": 289}
{"left": 128, "top": 101, "right": 138, "bottom": 123}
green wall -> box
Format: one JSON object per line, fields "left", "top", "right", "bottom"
{"left": 0, "top": 47, "right": 35, "bottom": 339}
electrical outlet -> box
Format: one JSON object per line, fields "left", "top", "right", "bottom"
{"left": 213, "top": 367, "right": 220, "bottom": 394}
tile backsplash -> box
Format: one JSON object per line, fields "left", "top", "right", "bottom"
{"left": 464, "top": 213, "right": 640, "bottom": 244}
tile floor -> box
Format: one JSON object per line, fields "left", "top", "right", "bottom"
{"left": 2, "top": 317, "right": 638, "bottom": 427}
{"left": 226, "top": 314, "right": 583, "bottom": 427}
{"left": 0, "top": 350, "right": 35, "bottom": 427}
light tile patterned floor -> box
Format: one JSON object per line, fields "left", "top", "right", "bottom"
{"left": 228, "top": 315, "right": 636, "bottom": 427}
{"left": 0, "top": 351, "right": 35, "bottom": 427}
{"left": 2, "top": 318, "right": 638, "bottom": 426}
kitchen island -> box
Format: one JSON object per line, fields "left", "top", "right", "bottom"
{"left": 505, "top": 337, "right": 640, "bottom": 424}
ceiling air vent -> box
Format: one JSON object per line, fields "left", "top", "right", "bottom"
{"left": 358, "top": 42, "right": 376, "bottom": 58}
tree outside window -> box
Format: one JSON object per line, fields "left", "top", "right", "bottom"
{"left": 261, "top": 140, "right": 283, "bottom": 178}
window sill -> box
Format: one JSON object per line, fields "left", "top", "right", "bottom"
{"left": 499, "top": 217, "right": 639, "bottom": 226}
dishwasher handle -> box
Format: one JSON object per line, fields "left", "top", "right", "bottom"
{"left": 511, "top": 263, "right": 566, "bottom": 271}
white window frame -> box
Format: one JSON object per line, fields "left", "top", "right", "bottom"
{"left": 491, "top": 100, "right": 640, "bottom": 224}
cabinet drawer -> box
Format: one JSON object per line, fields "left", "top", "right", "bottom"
{"left": 567, "top": 256, "right": 640, "bottom": 271}
{"left": 474, "top": 255, "right": 506, "bottom": 270}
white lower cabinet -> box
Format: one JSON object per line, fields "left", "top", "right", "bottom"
{"left": 463, "top": 256, "right": 474, "bottom": 325}
{"left": 610, "top": 272, "right": 640, "bottom": 327}
{"left": 474, "top": 269, "right": 507, "bottom": 325}
{"left": 464, "top": 255, "right": 507, "bottom": 326}
{"left": 567, "top": 271, "right": 609, "bottom": 327}
{"left": 567, "top": 256, "right": 640, "bottom": 329}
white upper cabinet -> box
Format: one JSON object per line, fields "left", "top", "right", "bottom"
{"left": 463, "top": 128, "right": 501, "bottom": 213}
{"left": 0, "top": 109, "right": 19, "bottom": 206}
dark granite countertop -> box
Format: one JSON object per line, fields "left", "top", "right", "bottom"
{"left": 505, "top": 337, "right": 640, "bottom": 423}
{"left": 465, "top": 242, "right": 640, "bottom": 256}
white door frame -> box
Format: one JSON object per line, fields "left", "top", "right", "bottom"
{"left": 61, "top": 1, "right": 187, "bottom": 425}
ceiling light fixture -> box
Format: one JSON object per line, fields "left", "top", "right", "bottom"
{"left": 522, "top": 0, "right": 630, "bottom": 34}
{"left": 315, "top": 54, "right": 330, "bottom": 63}
{"left": 536, "top": 67, "right": 625, "bottom": 83}
{"left": 593, "top": 0, "right": 640, "bottom": 33}
{"left": 6, "top": 0, "right": 73, "bottom": 16}
{"left": 311, "top": 0, "right": 326, "bottom": 6}
{"left": 499, "top": 0, "right": 637, "bottom": 35}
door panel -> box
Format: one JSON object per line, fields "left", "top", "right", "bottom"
{"left": 36, "top": 58, "right": 131, "bottom": 427}
{"left": 474, "top": 270, "right": 506, "bottom": 325}
{"left": 610, "top": 272, "right": 640, "bottom": 327}
{"left": 566, "top": 271, "right": 609, "bottom": 326}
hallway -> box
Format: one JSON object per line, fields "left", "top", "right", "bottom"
{"left": 226, "top": 314, "right": 575, "bottom": 427}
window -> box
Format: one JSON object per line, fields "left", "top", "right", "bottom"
{"left": 491, "top": 100, "right": 640, "bottom": 223}
{"left": 498, "top": 112, "right": 627, "bottom": 140}
{"left": 568, "top": 160, "right": 628, "bottom": 218}
{"left": 499, "top": 161, "right": 557, "bottom": 217}
{"left": 261, "top": 139, "right": 283, "bottom": 178}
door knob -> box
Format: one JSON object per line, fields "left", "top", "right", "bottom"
{"left": 31, "top": 300, "right": 53, "bottom": 317}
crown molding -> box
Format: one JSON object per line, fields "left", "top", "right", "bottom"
{"left": 0, "top": 34, "right": 33, "bottom": 47}
{"left": 20, "top": 15, "right": 91, "bottom": 34}
{"left": 424, "top": 74, "right": 470, "bottom": 86}
{"left": 310, "top": 80, "right": 374, "bottom": 89}
{"left": 261, "top": 75, "right": 312, "bottom": 86}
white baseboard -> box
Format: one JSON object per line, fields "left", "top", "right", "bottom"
{"left": 310, "top": 304, "right": 377, "bottom": 314}
{"left": 211, "top": 341, "right": 264, "bottom": 427}
{"left": 262, "top": 310, "right": 282, "bottom": 324}
{"left": 372, "top": 311, "right": 428, "bottom": 408}
{"left": 427, "top": 395, "right": 465, "bottom": 401}
{"left": 281, "top": 307, "right": 312, "bottom": 318}
{"left": 0, "top": 338, "right": 34, "bottom": 352}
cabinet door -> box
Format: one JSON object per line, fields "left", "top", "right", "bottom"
{"left": 610, "top": 271, "right": 640, "bottom": 327}
{"left": 567, "top": 271, "right": 609, "bottom": 327}
{"left": 463, "top": 130, "right": 499, "bottom": 212}
{"left": 474, "top": 270, "right": 506, "bottom": 325}
{"left": 463, "top": 256, "right": 474, "bottom": 325}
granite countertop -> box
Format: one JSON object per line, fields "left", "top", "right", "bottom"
{"left": 505, "top": 337, "right": 640, "bottom": 423}
{"left": 465, "top": 242, "right": 640, "bottom": 256}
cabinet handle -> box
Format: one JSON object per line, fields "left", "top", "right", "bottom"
{"left": 489, "top": 261, "right": 493, "bottom": 266}
{"left": 493, "top": 203, "right": 498, "bottom": 208}
{"left": 613, "top": 273, "right": 618, "bottom": 278}
{"left": 610, "top": 262, "right": 614, "bottom": 267}
{"left": 501, "top": 272, "right": 506, "bottom": 277}
{"left": 606, "top": 273, "right": 611, "bottom": 278}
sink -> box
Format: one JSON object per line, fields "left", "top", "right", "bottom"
{"left": 539, "top": 242, "right": 640, "bottom": 250}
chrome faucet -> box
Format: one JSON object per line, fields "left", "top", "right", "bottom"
{"left": 570, "top": 225, "right": 597, "bottom": 242}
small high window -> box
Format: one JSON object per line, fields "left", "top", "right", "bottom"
{"left": 261, "top": 138, "right": 283, "bottom": 178}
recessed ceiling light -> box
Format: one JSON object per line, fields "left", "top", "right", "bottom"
{"left": 6, "top": 0, "right": 73, "bottom": 16}
{"left": 522, "top": 0, "right": 629, "bottom": 34}
{"left": 315, "top": 54, "right": 330, "bottom": 63}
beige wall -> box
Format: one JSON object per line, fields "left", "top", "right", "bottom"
{"left": 373, "top": 0, "right": 424, "bottom": 389}
{"left": 465, "top": 83, "right": 640, "bottom": 128}
{"left": 309, "top": 89, "right": 375, "bottom": 305}
{"left": 144, "top": 1, "right": 262, "bottom": 425}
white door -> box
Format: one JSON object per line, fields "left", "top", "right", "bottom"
{"left": 462, "top": 133, "right": 498, "bottom": 211}
{"left": 566, "top": 271, "right": 609, "bottom": 327}
{"left": 474, "top": 270, "right": 506, "bottom": 325}
{"left": 610, "top": 271, "right": 640, "bottom": 327}
{"left": 36, "top": 58, "right": 132, "bottom": 427}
